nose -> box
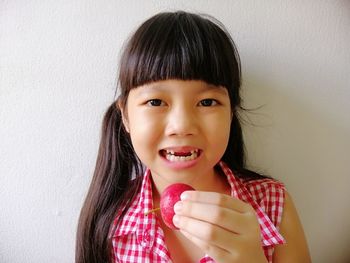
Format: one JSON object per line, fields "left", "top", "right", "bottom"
{"left": 165, "top": 105, "right": 198, "bottom": 137}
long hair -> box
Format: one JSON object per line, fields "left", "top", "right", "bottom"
{"left": 76, "top": 11, "right": 265, "bottom": 263}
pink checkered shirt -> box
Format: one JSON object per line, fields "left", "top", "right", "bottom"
{"left": 111, "top": 161, "right": 285, "bottom": 263}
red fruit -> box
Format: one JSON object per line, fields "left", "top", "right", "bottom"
{"left": 160, "top": 183, "right": 195, "bottom": 229}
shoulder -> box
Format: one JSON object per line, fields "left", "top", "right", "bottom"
{"left": 273, "top": 191, "right": 311, "bottom": 262}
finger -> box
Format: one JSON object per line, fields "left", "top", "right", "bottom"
{"left": 173, "top": 214, "right": 239, "bottom": 252}
{"left": 174, "top": 201, "right": 256, "bottom": 234}
{"left": 181, "top": 191, "right": 251, "bottom": 213}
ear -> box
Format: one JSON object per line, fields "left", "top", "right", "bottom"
{"left": 117, "top": 100, "right": 130, "bottom": 133}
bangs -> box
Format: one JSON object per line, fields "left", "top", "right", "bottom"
{"left": 119, "top": 12, "right": 241, "bottom": 93}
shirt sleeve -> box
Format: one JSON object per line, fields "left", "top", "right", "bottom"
{"left": 246, "top": 179, "right": 286, "bottom": 230}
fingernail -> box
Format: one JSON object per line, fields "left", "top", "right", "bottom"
{"left": 180, "top": 192, "right": 190, "bottom": 200}
{"left": 173, "top": 201, "right": 183, "bottom": 213}
{"left": 172, "top": 215, "right": 180, "bottom": 227}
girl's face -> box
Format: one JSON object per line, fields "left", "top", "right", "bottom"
{"left": 121, "top": 79, "right": 232, "bottom": 190}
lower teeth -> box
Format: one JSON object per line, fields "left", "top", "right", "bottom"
{"left": 166, "top": 152, "right": 198, "bottom": 162}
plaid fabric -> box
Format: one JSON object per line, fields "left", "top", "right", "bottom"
{"left": 111, "top": 161, "right": 285, "bottom": 263}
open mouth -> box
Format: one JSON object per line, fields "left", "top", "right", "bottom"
{"left": 160, "top": 149, "right": 201, "bottom": 162}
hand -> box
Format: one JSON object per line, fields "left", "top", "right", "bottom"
{"left": 172, "top": 191, "right": 268, "bottom": 263}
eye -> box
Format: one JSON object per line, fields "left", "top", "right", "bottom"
{"left": 199, "top": 99, "right": 218, "bottom": 107}
{"left": 147, "top": 99, "right": 164, "bottom": 106}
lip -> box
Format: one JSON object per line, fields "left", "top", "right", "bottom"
{"left": 159, "top": 146, "right": 202, "bottom": 170}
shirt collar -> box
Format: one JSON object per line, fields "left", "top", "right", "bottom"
{"left": 112, "top": 169, "right": 158, "bottom": 249}
{"left": 113, "top": 162, "right": 285, "bottom": 247}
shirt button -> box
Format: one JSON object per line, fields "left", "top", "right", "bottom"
{"left": 140, "top": 230, "right": 152, "bottom": 248}
{"left": 144, "top": 230, "right": 150, "bottom": 241}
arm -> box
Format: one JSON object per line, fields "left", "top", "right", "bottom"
{"left": 273, "top": 191, "right": 311, "bottom": 262}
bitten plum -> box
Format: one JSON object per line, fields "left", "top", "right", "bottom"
{"left": 160, "top": 183, "right": 195, "bottom": 229}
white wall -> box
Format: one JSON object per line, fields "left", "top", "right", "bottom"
{"left": 1, "top": 1, "right": 349, "bottom": 262}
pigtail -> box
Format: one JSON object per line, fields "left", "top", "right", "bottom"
{"left": 76, "top": 102, "right": 142, "bottom": 263}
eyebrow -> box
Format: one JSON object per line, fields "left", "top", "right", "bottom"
{"left": 136, "top": 82, "right": 228, "bottom": 96}
{"left": 205, "top": 85, "right": 228, "bottom": 95}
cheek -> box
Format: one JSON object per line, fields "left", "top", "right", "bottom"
{"left": 127, "top": 112, "right": 162, "bottom": 155}
{"left": 207, "top": 113, "right": 232, "bottom": 152}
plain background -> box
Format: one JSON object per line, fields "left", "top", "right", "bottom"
{"left": 1, "top": 1, "right": 349, "bottom": 262}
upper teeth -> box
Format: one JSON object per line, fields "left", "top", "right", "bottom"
{"left": 165, "top": 149, "right": 199, "bottom": 162}
{"left": 166, "top": 149, "right": 198, "bottom": 155}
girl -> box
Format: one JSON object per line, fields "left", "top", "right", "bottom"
{"left": 76, "top": 11, "right": 311, "bottom": 263}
